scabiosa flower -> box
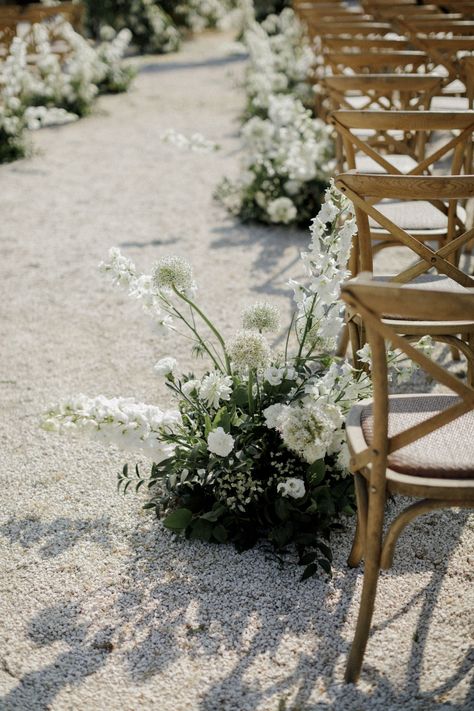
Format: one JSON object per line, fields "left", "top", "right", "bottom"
{"left": 242, "top": 301, "right": 280, "bottom": 333}
{"left": 153, "top": 256, "right": 194, "bottom": 293}
{"left": 199, "top": 372, "right": 233, "bottom": 409}
{"left": 207, "top": 427, "right": 235, "bottom": 457}
{"left": 277, "top": 477, "right": 306, "bottom": 499}
{"left": 278, "top": 402, "right": 343, "bottom": 464}
{"left": 267, "top": 196, "right": 297, "bottom": 224}
{"left": 228, "top": 330, "right": 271, "bottom": 372}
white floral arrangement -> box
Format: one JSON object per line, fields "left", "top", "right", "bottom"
{"left": 242, "top": 8, "right": 316, "bottom": 120}
{"left": 0, "top": 36, "right": 77, "bottom": 163}
{"left": 42, "top": 184, "right": 373, "bottom": 579}
{"left": 216, "top": 93, "right": 334, "bottom": 225}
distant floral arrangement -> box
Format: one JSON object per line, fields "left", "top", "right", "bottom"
{"left": 43, "top": 185, "right": 370, "bottom": 579}
{"left": 216, "top": 94, "right": 334, "bottom": 226}
{"left": 0, "top": 20, "right": 134, "bottom": 163}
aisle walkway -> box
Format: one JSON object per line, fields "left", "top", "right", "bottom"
{"left": 1, "top": 33, "right": 473, "bottom": 711}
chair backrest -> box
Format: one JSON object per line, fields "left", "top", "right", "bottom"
{"left": 310, "top": 21, "right": 393, "bottom": 39}
{"left": 341, "top": 277, "right": 474, "bottom": 477}
{"left": 322, "top": 37, "right": 410, "bottom": 52}
{"left": 330, "top": 109, "right": 474, "bottom": 172}
{"left": 0, "top": 2, "right": 83, "bottom": 31}
{"left": 323, "top": 74, "right": 443, "bottom": 111}
{"left": 323, "top": 49, "right": 430, "bottom": 74}
{"left": 335, "top": 173, "right": 474, "bottom": 285}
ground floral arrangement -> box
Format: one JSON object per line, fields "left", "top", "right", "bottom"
{"left": 216, "top": 6, "right": 334, "bottom": 226}
{"left": 42, "top": 185, "right": 373, "bottom": 580}
{"left": 0, "top": 19, "right": 134, "bottom": 163}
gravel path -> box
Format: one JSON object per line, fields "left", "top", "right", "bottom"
{"left": 1, "top": 32, "right": 473, "bottom": 711}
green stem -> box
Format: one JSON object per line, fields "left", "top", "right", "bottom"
{"left": 173, "top": 285, "right": 231, "bottom": 374}
{"left": 247, "top": 370, "right": 254, "bottom": 416}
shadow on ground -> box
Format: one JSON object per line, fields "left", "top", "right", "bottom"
{"left": 1, "top": 506, "right": 473, "bottom": 710}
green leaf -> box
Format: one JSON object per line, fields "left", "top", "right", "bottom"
{"left": 188, "top": 518, "right": 213, "bottom": 542}
{"left": 162, "top": 508, "right": 193, "bottom": 531}
{"left": 275, "top": 498, "right": 290, "bottom": 522}
{"left": 308, "top": 459, "right": 325, "bottom": 486}
{"left": 232, "top": 385, "right": 248, "bottom": 407}
{"left": 318, "top": 558, "right": 332, "bottom": 577}
{"left": 212, "top": 524, "right": 228, "bottom": 543}
{"left": 301, "top": 563, "right": 318, "bottom": 581}
{"left": 300, "top": 551, "right": 317, "bottom": 566}
{"left": 200, "top": 506, "right": 226, "bottom": 522}
{"left": 317, "top": 542, "right": 333, "bottom": 561}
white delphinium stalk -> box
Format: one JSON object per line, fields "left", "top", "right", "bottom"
{"left": 42, "top": 395, "right": 181, "bottom": 459}
{"left": 228, "top": 330, "right": 272, "bottom": 372}
{"left": 199, "top": 372, "right": 233, "bottom": 409}
{"left": 290, "top": 181, "right": 357, "bottom": 355}
{"left": 242, "top": 301, "right": 280, "bottom": 333}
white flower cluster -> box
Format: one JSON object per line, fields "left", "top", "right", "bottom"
{"left": 176, "top": 0, "right": 233, "bottom": 32}
{"left": 228, "top": 330, "right": 272, "bottom": 372}
{"left": 125, "top": 0, "right": 180, "bottom": 54}
{"left": 99, "top": 247, "right": 174, "bottom": 332}
{"left": 0, "top": 35, "right": 77, "bottom": 160}
{"left": 243, "top": 8, "right": 316, "bottom": 116}
{"left": 289, "top": 181, "right": 357, "bottom": 354}
{"left": 217, "top": 94, "right": 334, "bottom": 224}
{"left": 42, "top": 395, "right": 181, "bottom": 459}
{"left": 161, "top": 128, "right": 219, "bottom": 154}
{"left": 242, "top": 301, "right": 280, "bottom": 333}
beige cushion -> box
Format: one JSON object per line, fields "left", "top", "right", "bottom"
{"left": 369, "top": 200, "right": 466, "bottom": 234}
{"left": 375, "top": 273, "right": 467, "bottom": 292}
{"left": 361, "top": 395, "right": 474, "bottom": 478}
{"left": 355, "top": 154, "right": 419, "bottom": 174}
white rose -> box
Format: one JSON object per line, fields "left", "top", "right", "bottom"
{"left": 154, "top": 357, "right": 177, "bottom": 376}
{"left": 207, "top": 427, "right": 235, "bottom": 457}
{"left": 264, "top": 366, "right": 285, "bottom": 386}
{"left": 277, "top": 477, "right": 306, "bottom": 499}
{"left": 182, "top": 379, "right": 200, "bottom": 397}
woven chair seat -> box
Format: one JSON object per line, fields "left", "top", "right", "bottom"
{"left": 361, "top": 395, "right": 474, "bottom": 478}
{"left": 355, "top": 154, "right": 418, "bottom": 174}
{"left": 369, "top": 200, "right": 466, "bottom": 234}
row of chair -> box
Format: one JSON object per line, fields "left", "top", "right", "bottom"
{"left": 294, "top": 0, "right": 474, "bottom": 687}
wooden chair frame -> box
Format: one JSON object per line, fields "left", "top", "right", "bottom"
{"left": 340, "top": 277, "right": 474, "bottom": 683}
{"left": 335, "top": 173, "right": 474, "bottom": 382}
{"left": 322, "top": 49, "right": 430, "bottom": 75}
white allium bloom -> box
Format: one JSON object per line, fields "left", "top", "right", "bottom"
{"left": 207, "top": 427, "right": 235, "bottom": 457}
{"left": 153, "top": 256, "right": 195, "bottom": 293}
{"left": 154, "top": 357, "right": 177, "bottom": 377}
{"left": 242, "top": 301, "right": 280, "bottom": 333}
{"left": 277, "top": 477, "right": 306, "bottom": 499}
{"left": 228, "top": 330, "right": 272, "bottom": 372}
{"left": 267, "top": 197, "right": 297, "bottom": 224}
{"left": 264, "top": 366, "right": 285, "bottom": 386}
{"left": 199, "top": 372, "right": 233, "bottom": 409}
{"left": 263, "top": 402, "right": 287, "bottom": 429}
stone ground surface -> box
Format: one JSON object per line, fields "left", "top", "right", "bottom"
{"left": 1, "top": 32, "right": 474, "bottom": 711}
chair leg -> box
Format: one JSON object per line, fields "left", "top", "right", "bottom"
{"left": 348, "top": 473, "right": 368, "bottom": 568}
{"left": 468, "top": 332, "right": 474, "bottom": 387}
{"left": 345, "top": 474, "right": 386, "bottom": 684}
{"left": 336, "top": 323, "right": 350, "bottom": 358}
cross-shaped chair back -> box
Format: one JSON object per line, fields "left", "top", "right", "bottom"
{"left": 335, "top": 173, "right": 474, "bottom": 286}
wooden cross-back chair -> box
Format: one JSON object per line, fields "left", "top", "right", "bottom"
{"left": 321, "top": 76, "right": 444, "bottom": 159}
{"left": 321, "top": 36, "right": 410, "bottom": 52}
{"left": 340, "top": 277, "right": 474, "bottom": 683}
{"left": 322, "top": 49, "right": 430, "bottom": 75}
{"left": 0, "top": 2, "right": 83, "bottom": 32}
{"left": 335, "top": 173, "right": 474, "bottom": 382}
{"left": 310, "top": 21, "right": 393, "bottom": 40}
{"left": 330, "top": 109, "right": 474, "bottom": 176}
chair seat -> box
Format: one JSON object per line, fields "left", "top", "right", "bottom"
{"left": 369, "top": 200, "right": 466, "bottom": 234}
{"left": 355, "top": 154, "right": 419, "bottom": 174}
{"left": 360, "top": 395, "right": 474, "bottom": 479}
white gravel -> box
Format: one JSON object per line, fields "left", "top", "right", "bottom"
{"left": 1, "top": 32, "right": 473, "bottom": 711}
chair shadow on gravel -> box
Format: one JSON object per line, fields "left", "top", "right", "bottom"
{"left": 0, "top": 510, "right": 472, "bottom": 710}
{"left": 139, "top": 54, "right": 246, "bottom": 76}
